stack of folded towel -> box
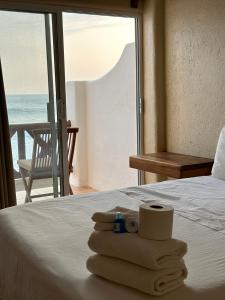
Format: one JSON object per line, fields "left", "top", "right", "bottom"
{"left": 87, "top": 207, "right": 188, "bottom": 296}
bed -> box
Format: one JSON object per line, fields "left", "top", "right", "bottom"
{"left": 0, "top": 175, "right": 225, "bottom": 300}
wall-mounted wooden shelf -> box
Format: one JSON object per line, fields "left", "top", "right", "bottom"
{"left": 129, "top": 152, "right": 214, "bottom": 179}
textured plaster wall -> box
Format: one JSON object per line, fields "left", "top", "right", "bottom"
{"left": 143, "top": 0, "right": 158, "bottom": 159}
{"left": 143, "top": 0, "right": 166, "bottom": 183}
{"left": 165, "top": 0, "right": 225, "bottom": 158}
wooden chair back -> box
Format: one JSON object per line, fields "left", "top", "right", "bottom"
{"left": 67, "top": 127, "right": 79, "bottom": 174}
{"left": 31, "top": 127, "right": 79, "bottom": 175}
{"left": 31, "top": 128, "right": 53, "bottom": 172}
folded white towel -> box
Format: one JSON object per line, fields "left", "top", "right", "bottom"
{"left": 92, "top": 206, "right": 138, "bottom": 223}
{"left": 88, "top": 231, "right": 187, "bottom": 270}
{"left": 87, "top": 254, "right": 187, "bottom": 296}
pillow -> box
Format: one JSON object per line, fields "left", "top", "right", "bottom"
{"left": 211, "top": 126, "right": 225, "bottom": 180}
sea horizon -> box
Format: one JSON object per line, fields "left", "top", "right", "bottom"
{"left": 7, "top": 93, "right": 49, "bottom": 171}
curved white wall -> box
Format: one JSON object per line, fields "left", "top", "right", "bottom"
{"left": 66, "top": 43, "right": 137, "bottom": 190}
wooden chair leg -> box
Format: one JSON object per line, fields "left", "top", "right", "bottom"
{"left": 20, "top": 168, "right": 33, "bottom": 203}
{"left": 25, "top": 177, "right": 33, "bottom": 203}
{"left": 69, "top": 184, "right": 73, "bottom": 195}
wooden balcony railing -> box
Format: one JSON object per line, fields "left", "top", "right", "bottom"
{"left": 9, "top": 121, "right": 72, "bottom": 179}
{"left": 9, "top": 122, "right": 51, "bottom": 179}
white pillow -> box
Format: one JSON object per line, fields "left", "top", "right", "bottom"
{"left": 212, "top": 126, "right": 225, "bottom": 180}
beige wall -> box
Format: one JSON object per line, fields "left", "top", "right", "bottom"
{"left": 143, "top": 0, "right": 166, "bottom": 182}
{"left": 165, "top": 0, "right": 225, "bottom": 158}
{"left": 143, "top": 0, "right": 225, "bottom": 183}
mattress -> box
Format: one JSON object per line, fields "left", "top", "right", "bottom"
{"left": 0, "top": 176, "right": 225, "bottom": 300}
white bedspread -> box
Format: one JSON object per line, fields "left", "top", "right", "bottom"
{"left": 0, "top": 176, "right": 225, "bottom": 300}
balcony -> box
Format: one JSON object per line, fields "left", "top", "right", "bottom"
{"left": 10, "top": 122, "right": 96, "bottom": 205}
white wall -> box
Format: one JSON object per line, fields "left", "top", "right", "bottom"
{"left": 66, "top": 81, "right": 88, "bottom": 187}
{"left": 66, "top": 43, "right": 138, "bottom": 190}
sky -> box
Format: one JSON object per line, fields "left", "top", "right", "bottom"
{"left": 0, "top": 11, "right": 135, "bottom": 95}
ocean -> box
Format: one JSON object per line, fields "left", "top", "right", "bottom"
{"left": 6, "top": 94, "right": 48, "bottom": 171}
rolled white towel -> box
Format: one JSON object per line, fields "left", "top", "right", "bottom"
{"left": 94, "top": 223, "right": 114, "bottom": 231}
{"left": 88, "top": 231, "right": 187, "bottom": 270}
{"left": 87, "top": 254, "right": 187, "bottom": 296}
{"left": 94, "top": 218, "right": 138, "bottom": 233}
{"left": 125, "top": 216, "right": 138, "bottom": 233}
{"left": 92, "top": 206, "right": 138, "bottom": 223}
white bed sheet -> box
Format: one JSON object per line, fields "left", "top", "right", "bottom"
{"left": 0, "top": 176, "right": 225, "bottom": 300}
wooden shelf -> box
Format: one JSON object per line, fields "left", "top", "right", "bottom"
{"left": 129, "top": 152, "right": 214, "bottom": 179}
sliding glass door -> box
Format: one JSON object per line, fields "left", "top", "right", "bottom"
{"left": 0, "top": 3, "right": 143, "bottom": 201}
{"left": 62, "top": 13, "right": 142, "bottom": 191}
{"left": 0, "top": 10, "right": 69, "bottom": 204}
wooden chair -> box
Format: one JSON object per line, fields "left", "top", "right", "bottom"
{"left": 18, "top": 127, "right": 79, "bottom": 202}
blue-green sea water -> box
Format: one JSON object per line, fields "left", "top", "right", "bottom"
{"left": 6, "top": 94, "right": 48, "bottom": 171}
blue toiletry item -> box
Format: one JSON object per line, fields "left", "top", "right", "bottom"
{"left": 113, "top": 212, "right": 126, "bottom": 233}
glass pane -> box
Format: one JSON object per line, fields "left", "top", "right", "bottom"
{"left": 63, "top": 13, "right": 137, "bottom": 194}
{"left": 0, "top": 10, "right": 60, "bottom": 204}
